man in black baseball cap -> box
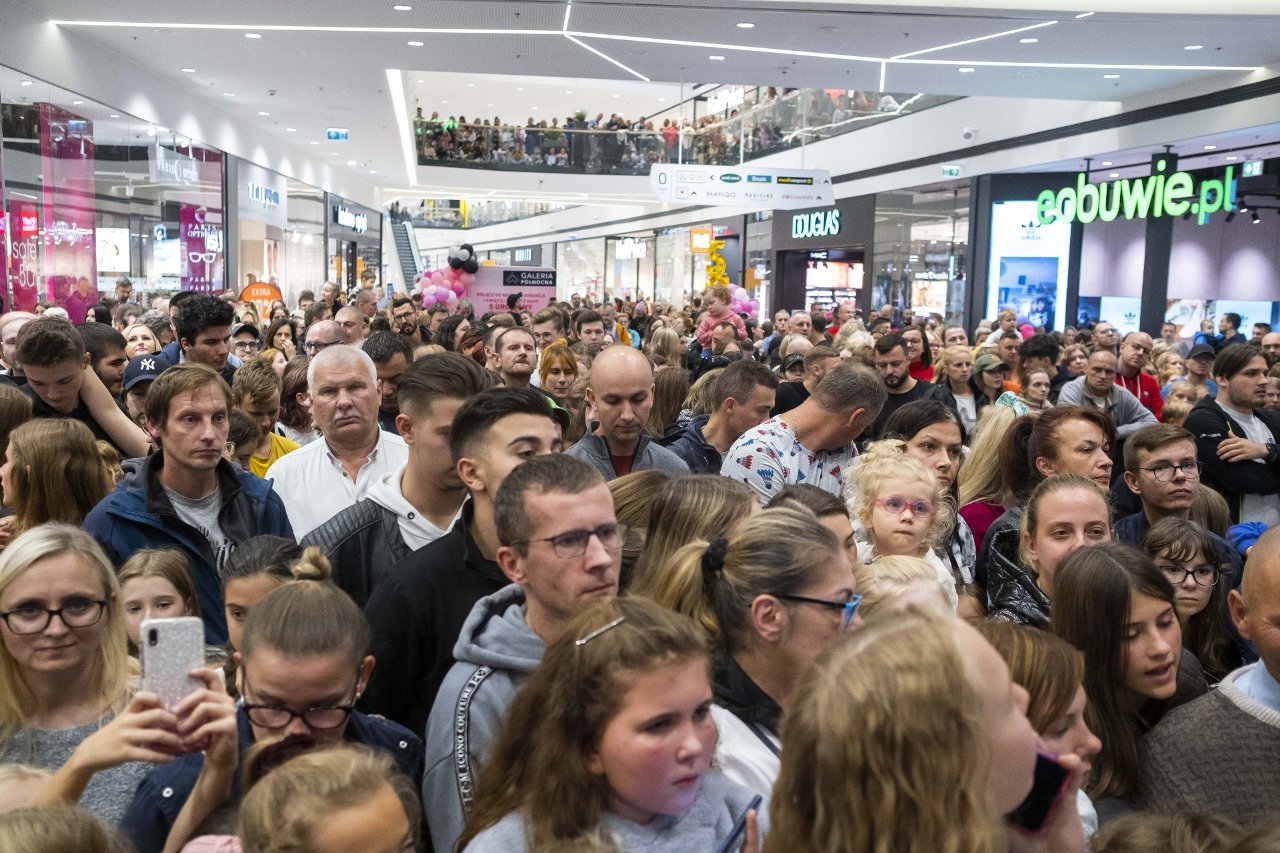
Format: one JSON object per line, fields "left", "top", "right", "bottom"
{"left": 122, "top": 352, "right": 173, "bottom": 426}
{"left": 1184, "top": 343, "right": 1218, "bottom": 399}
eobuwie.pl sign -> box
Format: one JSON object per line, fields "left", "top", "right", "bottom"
{"left": 1036, "top": 161, "right": 1237, "bottom": 227}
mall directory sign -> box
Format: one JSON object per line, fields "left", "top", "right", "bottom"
{"left": 649, "top": 164, "right": 834, "bottom": 209}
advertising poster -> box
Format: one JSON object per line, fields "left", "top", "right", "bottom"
{"left": 1165, "top": 299, "right": 1209, "bottom": 343}
{"left": 1099, "top": 297, "right": 1142, "bottom": 336}
{"left": 39, "top": 104, "right": 97, "bottom": 306}
{"left": 1214, "top": 300, "right": 1277, "bottom": 332}
{"left": 987, "top": 200, "right": 1072, "bottom": 330}
{"left": 7, "top": 203, "right": 41, "bottom": 312}
{"left": 180, "top": 203, "right": 224, "bottom": 292}
{"left": 96, "top": 227, "right": 131, "bottom": 274}
{"left": 467, "top": 267, "right": 557, "bottom": 315}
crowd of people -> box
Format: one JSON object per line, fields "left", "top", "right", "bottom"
{"left": 2, "top": 273, "right": 1280, "bottom": 853}
{"left": 412, "top": 86, "right": 916, "bottom": 173}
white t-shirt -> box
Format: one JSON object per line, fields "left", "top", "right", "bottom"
{"left": 1216, "top": 401, "right": 1280, "bottom": 527}
{"left": 720, "top": 417, "right": 855, "bottom": 506}
{"left": 953, "top": 393, "right": 977, "bottom": 434}
{"left": 364, "top": 466, "right": 462, "bottom": 551}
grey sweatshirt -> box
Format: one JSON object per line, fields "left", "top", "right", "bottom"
{"left": 461, "top": 769, "right": 766, "bottom": 852}
{"left": 423, "top": 584, "right": 546, "bottom": 853}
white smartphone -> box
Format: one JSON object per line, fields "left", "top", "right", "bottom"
{"left": 139, "top": 617, "right": 205, "bottom": 711}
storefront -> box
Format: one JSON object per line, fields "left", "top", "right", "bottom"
{"left": 770, "top": 196, "right": 875, "bottom": 316}
{"left": 326, "top": 195, "right": 382, "bottom": 292}
{"left": 969, "top": 157, "right": 1277, "bottom": 338}
{"left": 225, "top": 157, "right": 288, "bottom": 296}
{"left": 1, "top": 65, "right": 227, "bottom": 309}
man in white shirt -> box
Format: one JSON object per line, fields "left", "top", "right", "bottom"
{"left": 266, "top": 344, "right": 408, "bottom": 537}
{"left": 301, "top": 352, "right": 497, "bottom": 606}
{"left": 722, "top": 361, "right": 886, "bottom": 505}
{"left": 1185, "top": 344, "right": 1280, "bottom": 526}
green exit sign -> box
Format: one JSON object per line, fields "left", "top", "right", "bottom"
{"left": 1244, "top": 160, "right": 1264, "bottom": 177}
{"left": 941, "top": 164, "right": 962, "bottom": 178}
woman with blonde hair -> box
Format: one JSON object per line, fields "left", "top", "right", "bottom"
{"left": 0, "top": 524, "right": 228, "bottom": 822}
{"left": 0, "top": 803, "right": 132, "bottom": 852}
{"left": 764, "top": 606, "right": 1079, "bottom": 853}
{"left": 646, "top": 365, "right": 690, "bottom": 439}
{"left": 118, "top": 549, "right": 201, "bottom": 653}
{"left": 853, "top": 554, "right": 952, "bottom": 618}
{"left": 642, "top": 508, "right": 858, "bottom": 793}
{"left": 645, "top": 325, "right": 683, "bottom": 369}
{"left": 1, "top": 420, "right": 112, "bottom": 542}
{"left": 121, "top": 323, "right": 159, "bottom": 359}
{"left": 957, "top": 400, "right": 1019, "bottom": 547}
{"left": 606, "top": 469, "right": 671, "bottom": 590}
{"left": 629, "top": 474, "right": 755, "bottom": 596}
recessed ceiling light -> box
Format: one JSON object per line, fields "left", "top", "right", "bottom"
{"left": 369, "top": 169, "right": 377, "bottom": 174}
{"left": 468, "top": 83, "right": 475, "bottom": 87}
{"left": 532, "top": 106, "right": 539, "bottom": 110}
{"left": 709, "top": 55, "right": 725, "bottom": 61}
{"left": 1103, "top": 73, "right": 1120, "bottom": 79}
{"left": 1101, "top": 161, "right": 1112, "bottom": 166}
{"left": 657, "top": 97, "right": 666, "bottom": 102}
{"left": 611, "top": 93, "right": 619, "bottom": 98}
{"left": 244, "top": 32, "right": 262, "bottom": 38}
{"left": 346, "top": 160, "right": 358, "bottom": 166}
{"left": 223, "top": 92, "right": 236, "bottom": 97}
{"left": 407, "top": 40, "right": 423, "bottom": 46}
{"left": 1204, "top": 144, "right": 1217, "bottom": 150}
{"left": 1226, "top": 155, "right": 1238, "bottom": 161}
{"left": 181, "top": 67, "right": 195, "bottom": 73}
{"left": 1109, "top": 172, "right": 1119, "bottom": 178}
{"left": 1019, "top": 38, "right": 1039, "bottom": 43}
{"left": 286, "top": 127, "right": 296, "bottom": 132}
{"left": 19, "top": 81, "right": 32, "bottom": 87}
{"left": 737, "top": 22, "right": 755, "bottom": 28}
{"left": 110, "top": 114, "right": 120, "bottom": 118}
{"left": 564, "top": 90, "right": 572, "bottom": 94}
{"left": 72, "top": 100, "right": 84, "bottom": 105}
{"left": 441, "top": 100, "right": 447, "bottom": 104}
{"left": 1184, "top": 44, "right": 1203, "bottom": 50}
{"left": 516, "top": 87, "right": 524, "bottom": 91}
{"left": 258, "top": 111, "right": 270, "bottom": 116}
{"left": 958, "top": 67, "right": 975, "bottom": 73}
{"left": 393, "top": 3, "right": 412, "bottom": 9}
{"left": 1075, "top": 11, "right": 1095, "bottom": 18}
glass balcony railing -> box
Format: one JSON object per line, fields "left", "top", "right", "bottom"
{"left": 388, "top": 199, "right": 573, "bottom": 230}
{"left": 412, "top": 87, "right": 958, "bottom": 175}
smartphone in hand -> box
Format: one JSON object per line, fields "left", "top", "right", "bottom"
{"left": 139, "top": 617, "right": 205, "bottom": 712}
{"left": 1008, "top": 752, "right": 1072, "bottom": 834}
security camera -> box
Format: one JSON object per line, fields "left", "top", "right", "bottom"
{"left": 962, "top": 127, "right": 977, "bottom": 141}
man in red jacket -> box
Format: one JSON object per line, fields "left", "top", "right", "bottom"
{"left": 1116, "top": 331, "right": 1163, "bottom": 420}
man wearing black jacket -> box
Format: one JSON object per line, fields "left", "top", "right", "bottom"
{"left": 360, "top": 387, "right": 561, "bottom": 734}
{"left": 1185, "top": 344, "right": 1280, "bottom": 525}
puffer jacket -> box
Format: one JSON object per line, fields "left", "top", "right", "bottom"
{"left": 982, "top": 525, "right": 1051, "bottom": 627}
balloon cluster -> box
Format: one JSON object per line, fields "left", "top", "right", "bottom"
{"left": 416, "top": 242, "right": 479, "bottom": 306}
{"left": 707, "top": 239, "right": 759, "bottom": 320}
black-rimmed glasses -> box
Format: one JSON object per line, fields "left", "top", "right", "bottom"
{"left": 1159, "top": 565, "right": 1222, "bottom": 586}
{"left": 771, "top": 593, "right": 862, "bottom": 628}
{"left": 1137, "top": 462, "right": 1202, "bottom": 482}
{"left": 512, "top": 523, "right": 626, "bottom": 559}
{"left": 0, "top": 598, "right": 107, "bottom": 635}
{"left": 241, "top": 673, "right": 360, "bottom": 730}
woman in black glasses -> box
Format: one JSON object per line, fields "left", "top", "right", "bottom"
{"left": 644, "top": 507, "right": 860, "bottom": 795}
{"left": 0, "top": 524, "right": 219, "bottom": 823}
{"left": 119, "top": 548, "right": 424, "bottom": 852}
{"left": 1142, "top": 518, "right": 1241, "bottom": 682}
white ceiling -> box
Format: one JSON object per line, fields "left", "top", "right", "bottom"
{"left": 12, "top": 1, "right": 1280, "bottom": 196}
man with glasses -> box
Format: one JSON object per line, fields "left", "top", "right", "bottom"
{"left": 1116, "top": 331, "right": 1163, "bottom": 418}
{"left": 1137, "top": 525, "right": 1280, "bottom": 826}
{"left": 300, "top": 319, "right": 344, "bottom": 358}
{"left": 423, "top": 453, "right": 618, "bottom": 853}
{"left": 230, "top": 322, "right": 260, "bottom": 361}
{"left": 390, "top": 297, "right": 424, "bottom": 346}
{"left": 1058, "top": 349, "right": 1156, "bottom": 440}
{"left": 362, "top": 388, "right": 561, "bottom": 735}
{"left": 1114, "top": 424, "right": 1243, "bottom": 581}
{"left": 1186, "top": 344, "right": 1280, "bottom": 525}
{"left": 1091, "top": 321, "right": 1120, "bottom": 356}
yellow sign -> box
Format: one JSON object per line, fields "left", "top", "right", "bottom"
{"left": 689, "top": 227, "right": 714, "bottom": 253}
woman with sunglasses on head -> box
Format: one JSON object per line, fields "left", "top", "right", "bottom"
{"left": 0, "top": 524, "right": 230, "bottom": 824}
{"left": 644, "top": 507, "right": 859, "bottom": 795}
{"left": 119, "top": 549, "right": 423, "bottom": 852}
{"left": 1141, "top": 518, "right": 1241, "bottom": 682}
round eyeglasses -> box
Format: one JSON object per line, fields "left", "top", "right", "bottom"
{"left": 0, "top": 598, "right": 107, "bottom": 635}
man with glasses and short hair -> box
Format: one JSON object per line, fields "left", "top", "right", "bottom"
{"left": 422, "top": 453, "right": 619, "bottom": 853}
{"left": 1115, "top": 331, "right": 1163, "bottom": 418}
{"left": 1114, "top": 423, "right": 1244, "bottom": 579}
{"left": 1058, "top": 349, "right": 1156, "bottom": 439}
{"left": 1091, "top": 321, "right": 1120, "bottom": 356}
{"left": 300, "top": 319, "right": 344, "bottom": 358}
{"left": 391, "top": 297, "right": 424, "bottom": 346}
{"left": 230, "top": 322, "right": 261, "bottom": 362}
{"left": 362, "top": 388, "right": 562, "bottom": 735}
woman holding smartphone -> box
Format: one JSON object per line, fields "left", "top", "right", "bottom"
{"left": 0, "top": 524, "right": 230, "bottom": 823}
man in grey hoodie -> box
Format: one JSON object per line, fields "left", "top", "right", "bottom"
{"left": 422, "top": 454, "right": 622, "bottom": 853}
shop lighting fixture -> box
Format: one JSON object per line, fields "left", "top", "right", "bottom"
{"left": 1103, "top": 74, "right": 1120, "bottom": 79}
{"left": 1109, "top": 172, "right": 1119, "bottom": 178}
{"left": 737, "top": 22, "right": 755, "bottom": 29}
{"left": 72, "top": 100, "right": 83, "bottom": 105}
{"left": 181, "top": 67, "right": 195, "bottom": 72}
{"left": 1075, "top": 12, "right": 1095, "bottom": 18}
{"left": 347, "top": 160, "right": 358, "bottom": 165}
{"left": 1101, "top": 161, "right": 1112, "bottom": 166}
{"left": 19, "top": 81, "right": 32, "bottom": 87}
{"left": 1184, "top": 45, "right": 1203, "bottom": 50}
{"left": 245, "top": 32, "right": 262, "bottom": 38}
{"left": 110, "top": 114, "right": 120, "bottom": 118}
{"left": 286, "top": 127, "right": 297, "bottom": 132}
{"left": 1251, "top": 210, "right": 1261, "bottom": 224}
{"left": 709, "top": 55, "right": 725, "bottom": 60}
{"left": 1019, "top": 38, "right": 1039, "bottom": 43}
{"left": 223, "top": 92, "right": 236, "bottom": 97}
{"left": 259, "top": 111, "right": 270, "bottom": 116}
{"left": 1226, "top": 155, "right": 1237, "bottom": 161}
{"left": 958, "top": 67, "right": 975, "bottom": 73}
{"left": 407, "top": 40, "right": 423, "bottom": 46}
{"left": 1203, "top": 144, "right": 1217, "bottom": 150}
{"left": 393, "top": 4, "right": 412, "bottom": 9}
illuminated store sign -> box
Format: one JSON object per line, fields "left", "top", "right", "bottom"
{"left": 247, "top": 182, "right": 280, "bottom": 208}
{"left": 333, "top": 205, "right": 368, "bottom": 234}
{"left": 791, "top": 209, "right": 841, "bottom": 239}
{"left": 1036, "top": 162, "right": 1236, "bottom": 226}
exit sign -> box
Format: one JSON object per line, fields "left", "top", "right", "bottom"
{"left": 941, "top": 164, "right": 962, "bottom": 178}
{"left": 326, "top": 127, "right": 350, "bottom": 141}
{"left": 1244, "top": 160, "right": 1264, "bottom": 177}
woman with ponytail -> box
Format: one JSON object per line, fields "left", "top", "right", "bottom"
{"left": 644, "top": 507, "right": 860, "bottom": 793}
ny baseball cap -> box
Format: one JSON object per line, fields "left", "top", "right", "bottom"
{"left": 123, "top": 353, "right": 173, "bottom": 391}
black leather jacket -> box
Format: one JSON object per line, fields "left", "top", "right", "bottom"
{"left": 301, "top": 498, "right": 413, "bottom": 608}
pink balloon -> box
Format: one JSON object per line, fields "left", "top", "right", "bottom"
{"left": 450, "top": 281, "right": 466, "bottom": 297}
{"left": 460, "top": 272, "right": 476, "bottom": 287}
{"left": 430, "top": 271, "right": 444, "bottom": 285}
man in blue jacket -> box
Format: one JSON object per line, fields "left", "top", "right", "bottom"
{"left": 84, "top": 363, "right": 292, "bottom": 643}
{"left": 668, "top": 359, "right": 779, "bottom": 474}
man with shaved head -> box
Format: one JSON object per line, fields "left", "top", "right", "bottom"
{"left": 564, "top": 344, "right": 688, "bottom": 480}
{"left": 1137, "top": 526, "right": 1279, "bottom": 827}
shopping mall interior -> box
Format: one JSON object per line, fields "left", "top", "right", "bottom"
{"left": 3, "top": 0, "right": 1280, "bottom": 333}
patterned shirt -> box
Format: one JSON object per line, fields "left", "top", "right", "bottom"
{"left": 720, "top": 417, "right": 855, "bottom": 506}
